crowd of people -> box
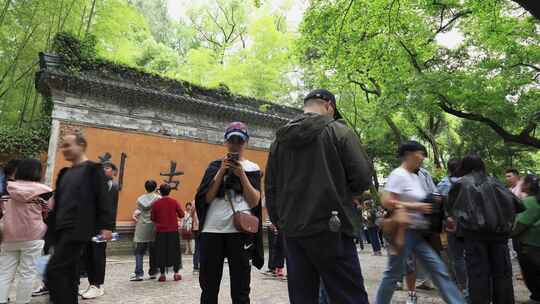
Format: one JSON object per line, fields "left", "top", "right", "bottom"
{"left": 0, "top": 88, "right": 538, "bottom": 304}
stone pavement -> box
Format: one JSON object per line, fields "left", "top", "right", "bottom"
{"left": 27, "top": 248, "right": 529, "bottom": 304}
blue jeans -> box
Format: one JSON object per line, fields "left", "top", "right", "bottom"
{"left": 319, "top": 280, "right": 330, "bottom": 304}
{"left": 375, "top": 230, "right": 464, "bottom": 304}
{"left": 134, "top": 242, "right": 156, "bottom": 277}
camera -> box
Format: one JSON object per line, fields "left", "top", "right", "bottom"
{"left": 224, "top": 152, "right": 242, "bottom": 192}
{"left": 423, "top": 193, "right": 444, "bottom": 233}
{"left": 227, "top": 152, "right": 240, "bottom": 162}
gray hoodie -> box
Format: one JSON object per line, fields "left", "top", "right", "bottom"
{"left": 133, "top": 192, "right": 160, "bottom": 243}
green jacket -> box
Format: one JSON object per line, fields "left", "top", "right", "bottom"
{"left": 514, "top": 196, "right": 540, "bottom": 247}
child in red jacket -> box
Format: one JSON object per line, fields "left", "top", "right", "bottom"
{"left": 151, "top": 183, "right": 184, "bottom": 282}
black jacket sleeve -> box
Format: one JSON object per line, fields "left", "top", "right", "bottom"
{"left": 338, "top": 128, "right": 373, "bottom": 197}
{"left": 195, "top": 160, "right": 221, "bottom": 230}
{"left": 446, "top": 181, "right": 461, "bottom": 217}
{"left": 265, "top": 142, "right": 279, "bottom": 226}
{"left": 109, "top": 181, "right": 120, "bottom": 230}
{"left": 47, "top": 167, "right": 68, "bottom": 245}
{"left": 91, "top": 164, "right": 114, "bottom": 231}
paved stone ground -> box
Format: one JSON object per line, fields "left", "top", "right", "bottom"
{"left": 25, "top": 248, "right": 529, "bottom": 304}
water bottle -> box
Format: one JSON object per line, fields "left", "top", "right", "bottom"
{"left": 92, "top": 232, "right": 119, "bottom": 243}
{"left": 329, "top": 211, "right": 341, "bottom": 232}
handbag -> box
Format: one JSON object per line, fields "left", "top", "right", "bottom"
{"left": 381, "top": 208, "right": 410, "bottom": 253}
{"left": 225, "top": 190, "right": 259, "bottom": 234}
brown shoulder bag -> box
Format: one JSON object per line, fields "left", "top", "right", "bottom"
{"left": 225, "top": 191, "right": 259, "bottom": 234}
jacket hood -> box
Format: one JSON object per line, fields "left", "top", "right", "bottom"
{"left": 138, "top": 192, "right": 160, "bottom": 210}
{"left": 7, "top": 181, "right": 52, "bottom": 203}
{"left": 276, "top": 113, "right": 335, "bottom": 148}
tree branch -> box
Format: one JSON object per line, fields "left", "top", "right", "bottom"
{"left": 511, "top": 62, "right": 540, "bottom": 72}
{"left": 510, "top": 0, "right": 540, "bottom": 20}
{"left": 333, "top": 0, "right": 354, "bottom": 67}
{"left": 397, "top": 34, "right": 540, "bottom": 148}
{"left": 0, "top": 0, "right": 12, "bottom": 28}
{"left": 435, "top": 9, "right": 472, "bottom": 35}
{"left": 398, "top": 39, "right": 424, "bottom": 73}
{"left": 190, "top": 15, "right": 223, "bottom": 49}
{"left": 384, "top": 115, "right": 405, "bottom": 144}
{"left": 347, "top": 74, "right": 381, "bottom": 97}
{"left": 438, "top": 94, "right": 540, "bottom": 148}
{"left": 519, "top": 111, "right": 540, "bottom": 137}
{"left": 85, "top": 0, "right": 96, "bottom": 36}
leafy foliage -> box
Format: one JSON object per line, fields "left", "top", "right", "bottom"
{"left": 0, "top": 0, "right": 537, "bottom": 177}
{"left": 297, "top": 0, "right": 539, "bottom": 175}
{"left": 0, "top": 108, "right": 50, "bottom": 157}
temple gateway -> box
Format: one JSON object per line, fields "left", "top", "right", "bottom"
{"left": 35, "top": 52, "right": 300, "bottom": 232}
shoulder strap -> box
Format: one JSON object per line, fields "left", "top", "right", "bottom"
{"left": 224, "top": 189, "right": 237, "bottom": 213}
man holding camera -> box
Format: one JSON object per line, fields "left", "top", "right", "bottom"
{"left": 266, "top": 89, "right": 372, "bottom": 304}
{"left": 195, "top": 122, "right": 263, "bottom": 304}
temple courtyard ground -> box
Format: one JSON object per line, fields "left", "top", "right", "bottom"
{"left": 27, "top": 248, "right": 530, "bottom": 304}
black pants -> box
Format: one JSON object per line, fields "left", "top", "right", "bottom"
{"left": 82, "top": 241, "right": 107, "bottom": 286}
{"left": 285, "top": 232, "right": 369, "bottom": 304}
{"left": 267, "top": 230, "right": 285, "bottom": 270}
{"left": 378, "top": 228, "right": 385, "bottom": 247}
{"left": 46, "top": 231, "right": 86, "bottom": 304}
{"left": 161, "top": 264, "right": 180, "bottom": 274}
{"left": 199, "top": 233, "right": 251, "bottom": 304}
{"left": 464, "top": 238, "right": 514, "bottom": 304}
{"left": 517, "top": 244, "right": 540, "bottom": 302}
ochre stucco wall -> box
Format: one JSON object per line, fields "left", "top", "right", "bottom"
{"left": 52, "top": 123, "right": 269, "bottom": 226}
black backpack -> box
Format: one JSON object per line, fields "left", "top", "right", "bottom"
{"left": 454, "top": 174, "right": 524, "bottom": 235}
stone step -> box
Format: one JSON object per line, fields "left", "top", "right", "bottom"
{"left": 107, "top": 230, "right": 273, "bottom": 256}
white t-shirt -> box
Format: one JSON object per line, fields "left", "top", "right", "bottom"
{"left": 202, "top": 160, "right": 259, "bottom": 233}
{"left": 385, "top": 167, "right": 429, "bottom": 229}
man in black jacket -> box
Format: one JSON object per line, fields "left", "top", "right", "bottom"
{"left": 79, "top": 161, "right": 119, "bottom": 299}
{"left": 266, "top": 89, "right": 372, "bottom": 304}
{"left": 46, "top": 132, "right": 114, "bottom": 304}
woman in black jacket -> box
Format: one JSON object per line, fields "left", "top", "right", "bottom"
{"left": 448, "top": 154, "right": 521, "bottom": 304}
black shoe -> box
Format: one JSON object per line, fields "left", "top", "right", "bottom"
{"left": 129, "top": 273, "right": 143, "bottom": 282}
{"left": 32, "top": 286, "right": 49, "bottom": 297}
{"left": 263, "top": 269, "right": 275, "bottom": 276}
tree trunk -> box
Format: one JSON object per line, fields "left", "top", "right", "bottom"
{"left": 342, "top": 113, "right": 380, "bottom": 190}
{"left": 383, "top": 115, "right": 405, "bottom": 144}
{"left": 426, "top": 134, "right": 443, "bottom": 169}
{"left": 85, "top": 0, "right": 97, "bottom": 36}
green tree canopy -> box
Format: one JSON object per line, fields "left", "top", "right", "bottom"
{"left": 297, "top": 0, "right": 539, "bottom": 175}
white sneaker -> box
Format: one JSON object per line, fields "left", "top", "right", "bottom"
{"left": 81, "top": 285, "right": 104, "bottom": 299}
{"left": 406, "top": 292, "right": 418, "bottom": 304}
{"left": 78, "top": 285, "right": 90, "bottom": 296}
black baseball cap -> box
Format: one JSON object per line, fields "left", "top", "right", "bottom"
{"left": 102, "top": 161, "right": 117, "bottom": 171}
{"left": 303, "top": 89, "right": 343, "bottom": 120}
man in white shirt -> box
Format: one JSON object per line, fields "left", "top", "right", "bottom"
{"left": 506, "top": 168, "right": 526, "bottom": 199}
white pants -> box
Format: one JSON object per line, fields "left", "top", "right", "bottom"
{"left": 0, "top": 240, "right": 44, "bottom": 304}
